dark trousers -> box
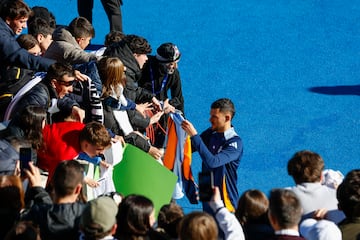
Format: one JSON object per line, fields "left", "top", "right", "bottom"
{"left": 77, "top": 0, "right": 123, "bottom": 32}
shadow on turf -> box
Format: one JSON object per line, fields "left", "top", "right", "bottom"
{"left": 308, "top": 85, "right": 360, "bottom": 96}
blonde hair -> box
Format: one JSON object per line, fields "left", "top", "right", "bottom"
{"left": 98, "top": 57, "right": 126, "bottom": 99}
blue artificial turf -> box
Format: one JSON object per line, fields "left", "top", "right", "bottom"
{"left": 26, "top": 0, "right": 360, "bottom": 212}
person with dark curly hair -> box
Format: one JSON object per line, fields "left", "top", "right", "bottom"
{"left": 336, "top": 169, "right": 360, "bottom": 240}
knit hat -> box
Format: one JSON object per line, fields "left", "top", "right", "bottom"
{"left": 299, "top": 219, "right": 341, "bottom": 240}
{"left": 156, "top": 43, "right": 181, "bottom": 63}
{"left": 80, "top": 196, "right": 118, "bottom": 232}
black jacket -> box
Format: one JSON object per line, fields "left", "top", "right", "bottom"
{"left": 103, "top": 103, "right": 151, "bottom": 152}
{"left": 104, "top": 40, "right": 153, "bottom": 102}
{"left": 22, "top": 187, "right": 85, "bottom": 240}
{"left": 104, "top": 40, "right": 153, "bottom": 129}
{"left": 10, "top": 80, "right": 79, "bottom": 123}
{"left": 139, "top": 56, "right": 184, "bottom": 113}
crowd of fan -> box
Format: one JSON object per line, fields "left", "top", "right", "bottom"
{"left": 0, "top": 0, "right": 359, "bottom": 239}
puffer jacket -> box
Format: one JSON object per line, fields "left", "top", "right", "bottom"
{"left": 104, "top": 40, "right": 154, "bottom": 129}
{"left": 103, "top": 40, "right": 154, "bottom": 102}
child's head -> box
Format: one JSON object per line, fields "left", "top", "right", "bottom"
{"left": 16, "top": 34, "right": 41, "bottom": 56}
{"left": 98, "top": 56, "right": 126, "bottom": 98}
{"left": 28, "top": 6, "right": 56, "bottom": 28}
{"left": 79, "top": 122, "right": 111, "bottom": 158}
{"left": 115, "top": 194, "right": 155, "bottom": 239}
{"left": 157, "top": 202, "right": 184, "bottom": 238}
{"left": 235, "top": 189, "right": 269, "bottom": 225}
{"left": 287, "top": 150, "right": 324, "bottom": 184}
{"left": 179, "top": 212, "right": 218, "bottom": 240}
{"left": 52, "top": 160, "right": 84, "bottom": 199}
{"left": 68, "top": 17, "right": 95, "bottom": 50}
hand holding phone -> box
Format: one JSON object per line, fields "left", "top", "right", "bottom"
{"left": 20, "top": 147, "right": 32, "bottom": 177}
{"left": 198, "top": 171, "right": 214, "bottom": 202}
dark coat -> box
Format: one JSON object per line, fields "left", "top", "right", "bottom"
{"left": 0, "top": 17, "right": 55, "bottom": 81}
{"left": 104, "top": 40, "right": 153, "bottom": 129}
{"left": 139, "top": 56, "right": 184, "bottom": 113}
{"left": 22, "top": 187, "right": 85, "bottom": 240}
{"left": 102, "top": 103, "right": 151, "bottom": 152}
{"left": 104, "top": 40, "right": 153, "bottom": 102}
{"left": 10, "top": 80, "right": 79, "bottom": 123}
{"left": 266, "top": 235, "right": 305, "bottom": 240}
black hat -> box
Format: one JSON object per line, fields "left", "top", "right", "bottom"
{"left": 156, "top": 43, "right": 181, "bottom": 63}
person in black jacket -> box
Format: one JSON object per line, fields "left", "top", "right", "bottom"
{"left": 139, "top": 43, "right": 184, "bottom": 147}
{"left": 104, "top": 35, "right": 174, "bottom": 132}
{"left": 22, "top": 160, "right": 86, "bottom": 240}
{"left": 139, "top": 43, "right": 184, "bottom": 113}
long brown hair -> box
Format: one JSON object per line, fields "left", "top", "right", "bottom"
{"left": 98, "top": 57, "right": 126, "bottom": 99}
{"left": 18, "top": 105, "right": 47, "bottom": 150}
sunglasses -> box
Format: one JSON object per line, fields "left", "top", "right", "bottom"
{"left": 56, "top": 79, "right": 76, "bottom": 87}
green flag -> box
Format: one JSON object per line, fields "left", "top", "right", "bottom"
{"left": 113, "top": 144, "right": 178, "bottom": 216}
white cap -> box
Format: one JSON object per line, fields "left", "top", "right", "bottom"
{"left": 300, "top": 219, "right": 342, "bottom": 240}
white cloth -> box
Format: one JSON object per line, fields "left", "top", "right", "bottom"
{"left": 113, "top": 110, "right": 133, "bottom": 136}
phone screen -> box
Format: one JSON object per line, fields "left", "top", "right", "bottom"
{"left": 20, "top": 147, "right": 32, "bottom": 176}
{"left": 198, "top": 171, "right": 214, "bottom": 202}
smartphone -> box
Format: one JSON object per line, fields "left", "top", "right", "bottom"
{"left": 19, "top": 147, "right": 32, "bottom": 176}
{"left": 198, "top": 171, "right": 214, "bottom": 202}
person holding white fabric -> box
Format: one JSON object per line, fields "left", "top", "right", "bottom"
{"left": 99, "top": 57, "right": 164, "bottom": 160}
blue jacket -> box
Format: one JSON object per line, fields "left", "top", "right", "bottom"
{"left": 10, "top": 80, "right": 79, "bottom": 123}
{"left": 191, "top": 127, "right": 243, "bottom": 212}
{"left": 0, "top": 18, "right": 55, "bottom": 78}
